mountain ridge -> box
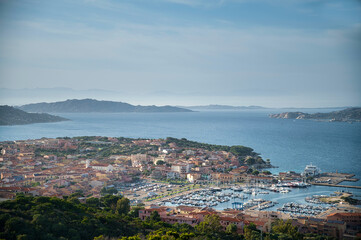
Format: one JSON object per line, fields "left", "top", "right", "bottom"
{"left": 19, "top": 99, "right": 193, "bottom": 113}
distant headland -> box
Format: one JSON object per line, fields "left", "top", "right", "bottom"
{"left": 182, "top": 105, "right": 267, "bottom": 111}
{"left": 0, "top": 105, "right": 68, "bottom": 125}
{"left": 18, "top": 99, "right": 193, "bottom": 113}
{"left": 269, "top": 107, "right": 361, "bottom": 122}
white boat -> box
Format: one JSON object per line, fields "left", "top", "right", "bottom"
{"left": 302, "top": 163, "right": 321, "bottom": 177}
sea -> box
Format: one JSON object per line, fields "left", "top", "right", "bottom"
{"left": 1, "top": 109, "right": 361, "bottom": 206}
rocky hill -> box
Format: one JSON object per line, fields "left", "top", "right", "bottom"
{"left": 19, "top": 99, "right": 193, "bottom": 113}
{"left": 269, "top": 107, "right": 361, "bottom": 122}
{"left": 0, "top": 105, "right": 68, "bottom": 125}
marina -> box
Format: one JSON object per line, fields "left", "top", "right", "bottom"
{"left": 277, "top": 202, "right": 332, "bottom": 215}
{"left": 158, "top": 184, "right": 361, "bottom": 216}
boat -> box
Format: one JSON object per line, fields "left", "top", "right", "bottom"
{"left": 233, "top": 187, "right": 243, "bottom": 192}
{"left": 302, "top": 163, "right": 321, "bottom": 177}
{"left": 280, "top": 189, "right": 290, "bottom": 193}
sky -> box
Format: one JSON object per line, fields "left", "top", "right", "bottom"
{"left": 0, "top": 0, "right": 360, "bottom": 107}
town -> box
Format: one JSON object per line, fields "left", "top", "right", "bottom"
{"left": 0, "top": 136, "right": 360, "bottom": 239}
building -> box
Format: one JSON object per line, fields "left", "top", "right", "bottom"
{"left": 90, "top": 163, "right": 114, "bottom": 172}
{"left": 187, "top": 173, "right": 201, "bottom": 183}
{"left": 327, "top": 212, "right": 361, "bottom": 236}
{"left": 296, "top": 217, "right": 346, "bottom": 239}
{"left": 131, "top": 154, "right": 148, "bottom": 167}
{"left": 171, "top": 163, "right": 190, "bottom": 174}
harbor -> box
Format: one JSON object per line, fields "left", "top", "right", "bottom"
{"left": 157, "top": 184, "right": 361, "bottom": 216}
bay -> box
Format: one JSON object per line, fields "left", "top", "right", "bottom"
{"left": 1, "top": 109, "right": 360, "bottom": 185}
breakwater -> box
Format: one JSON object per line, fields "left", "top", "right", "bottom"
{"left": 312, "top": 183, "right": 361, "bottom": 189}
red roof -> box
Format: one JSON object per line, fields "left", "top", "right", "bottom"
{"left": 328, "top": 212, "right": 361, "bottom": 217}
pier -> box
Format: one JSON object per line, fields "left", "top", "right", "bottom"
{"left": 313, "top": 172, "right": 359, "bottom": 185}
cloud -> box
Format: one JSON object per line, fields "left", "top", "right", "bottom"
{"left": 1, "top": 19, "right": 358, "bottom": 95}
{"left": 0, "top": 0, "right": 360, "bottom": 107}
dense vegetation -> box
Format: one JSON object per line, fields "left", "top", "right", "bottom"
{"left": 165, "top": 137, "right": 255, "bottom": 157}
{"left": 0, "top": 105, "right": 68, "bottom": 125}
{"left": 341, "top": 196, "right": 360, "bottom": 205}
{"left": 0, "top": 195, "right": 334, "bottom": 240}
{"left": 34, "top": 136, "right": 260, "bottom": 162}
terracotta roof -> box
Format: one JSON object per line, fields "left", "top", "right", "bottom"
{"left": 327, "top": 212, "right": 361, "bottom": 217}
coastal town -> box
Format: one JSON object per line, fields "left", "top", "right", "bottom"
{"left": 0, "top": 136, "right": 360, "bottom": 239}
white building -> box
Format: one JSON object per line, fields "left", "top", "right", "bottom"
{"left": 171, "top": 163, "right": 190, "bottom": 174}
{"left": 91, "top": 164, "right": 114, "bottom": 172}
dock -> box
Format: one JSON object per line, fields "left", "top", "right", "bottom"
{"left": 248, "top": 200, "right": 273, "bottom": 210}
{"left": 312, "top": 172, "right": 359, "bottom": 186}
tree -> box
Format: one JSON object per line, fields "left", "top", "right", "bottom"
{"left": 116, "top": 198, "right": 130, "bottom": 215}
{"left": 245, "top": 157, "right": 256, "bottom": 165}
{"left": 252, "top": 170, "right": 260, "bottom": 175}
{"left": 129, "top": 206, "right": 144, "bottom": 218}
{"left": 271, "top": 219, "right": 301, "bottom": 240}
{"left": 244, "top": 223, "right": 261, "bottom": 240}
{"left": 226, "top": 223, "right": 238, "bottom": 235}
{"left": 195, "top": 214, "right": 222, "bottom": 236}
{"left": 86, "top": 197, "right": 100, "bottom": 208}
{"left": 149, "top": 211, "right": 161, "bottom": 222}
{"left": 100, "top": 195, "right": 122, "bottom": 212}
{"left": 100, "top": 187, "right": 118, "bottom": 196}
{"left": 156, "top": 160, "right": 165, "bottom": 165}
{"left": 230, "top": 146, "right": 254, "bottom": 157}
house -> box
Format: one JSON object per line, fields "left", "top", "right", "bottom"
{"left": 91, "top": 164, "right": 114, "bottom": 172}
{"left": 212, "top": 173, "right": 235, "bottom": 184}
{"left": 131, "top": 154, "right": 148, "bottom": 167}
{"left": 171, "top": 163, "right": 190, "bottom": 174}
{"left": 167, "top": 171, "right": 180, "bottom": 179}
{"left": 187, "top": 173, "right": 201, "bottom": 183}
{"left": 219, "top": 216, "right": 244, "bottom": 233}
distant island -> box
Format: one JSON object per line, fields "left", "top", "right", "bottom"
{"left": 182, "top": 104, "right": 266, "bottom": 111}
{"left": 0, "top": 105, "right": 68, "bottom": 125}
{"left": 269, "top": 107, "right": 361, "bottom": 122}
{"left": 18, "top": 99, "right": 193, "bottom": 113}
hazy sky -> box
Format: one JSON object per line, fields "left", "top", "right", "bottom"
{"left": 0, "top": 0, "right": 360, "bottom": 107}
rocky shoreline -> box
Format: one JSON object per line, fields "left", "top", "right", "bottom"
{"left": 269, "top": 107, "right": 361, "bottom": 123}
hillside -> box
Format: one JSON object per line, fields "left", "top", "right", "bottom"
{"left": 19, "top": 99, "right": 193, "bottom": 113}
{"left": 269, "top": 107, "right": 361, "bottom": 122}
{"left": 0, "top": 194, "right": 321, "bottom": 240}
{"left": 0, "top": 105, "right": 68, "bottom": 125}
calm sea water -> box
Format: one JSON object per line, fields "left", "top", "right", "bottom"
{"left": 1, "top": 110, "right": 361, "bottom": 186}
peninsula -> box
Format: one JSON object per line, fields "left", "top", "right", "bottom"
{"left": 18, "top": 99, "right": 192, "bottom": 113}
{"left": 0, "top": 136, "right": 360, "bottom": 240}
{"left": 269, "top": 107, "right": 361, "bottom": 122}
{"left": 0, "top": 105, "right": 68, "bottom": 125}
